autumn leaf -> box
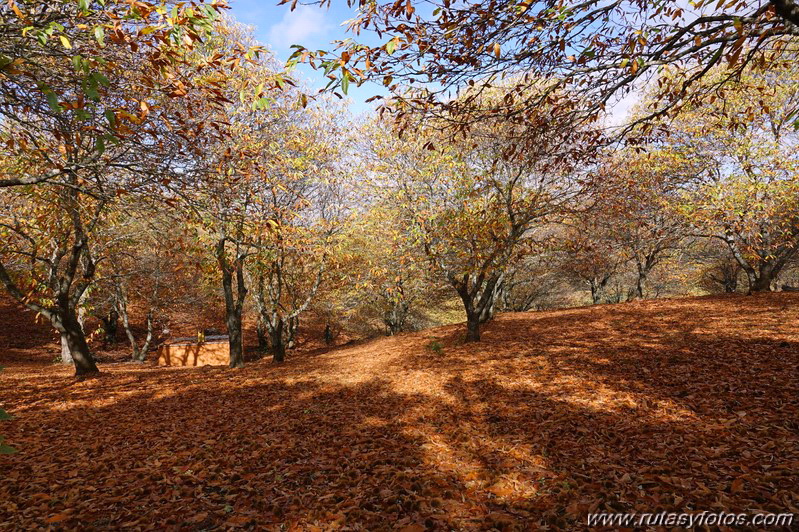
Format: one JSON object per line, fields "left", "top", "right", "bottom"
{"left": 44, "top": 513, "right": 71, "bottom": 524}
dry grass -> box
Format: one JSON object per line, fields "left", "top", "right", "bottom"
{"left": 1, "top": 293, "right": 798, "bottom": 530}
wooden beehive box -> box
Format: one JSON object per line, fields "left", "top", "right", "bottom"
{"left": 157, "top": 336, "right": 230, "bottom": 366}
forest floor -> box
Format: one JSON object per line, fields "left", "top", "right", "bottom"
{"left": 1, "top": 294, "right": 798, "bottom": 530}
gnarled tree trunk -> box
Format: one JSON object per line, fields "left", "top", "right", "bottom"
{"left": 51, "top": 303, "right": 98, "bottom": 377}
{"left": 453, "top": 272, "right": 503, "bottom": 343}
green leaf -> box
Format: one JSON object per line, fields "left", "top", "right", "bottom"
{"left": 93, "top": 26, "right": 105, "bottom": 46}
{"left": 0, "top": 408, "right": 11, "bottom": 421}
{"left": 93, "top": 71, "right": 110, "bottom": 87}
{"left": 45, "top": 91, "right": 62, "bottom": 113}
{"left": 0, "top": 443, "right": 17, "bottom": 455}
{"left": 341, "top": 72, "right": 350, "bottom": 95}
{"left": 253, "top": 97, "right": 272, "bottom": 110}
{"left": 386, "top": 38, "right": 397, "bottom": 55}
{"left": 83, "top": 78, "right": 99, "bottom": 101}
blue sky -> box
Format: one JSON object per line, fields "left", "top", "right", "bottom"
{"left": 227, "top": 0, "right": 386, "bottom": 115}
{"left": 225, "top": 0, "right": 654, "bottom": 124}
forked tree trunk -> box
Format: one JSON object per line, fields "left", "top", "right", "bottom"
{"left": 454, "top": 272, "right": 502, "bottom": 343}
{"left": 0, "top": 203, "right": 99, "bottom": 377}
{"left": 721, "top": 231, "right": 782, "bottom": 294}
{"left": 255, "top": 265, "right": 325, "bottom": 363}
{"left": 736, "top": 262, "right": 776, "bottom": 294}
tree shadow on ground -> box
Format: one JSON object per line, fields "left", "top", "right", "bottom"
{"left": 2, "top": 293, "right": 798, "bottom": 529}
{"left": 2, "top": 367, "right": 797, "bottom": 529}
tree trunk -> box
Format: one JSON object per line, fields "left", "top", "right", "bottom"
{"left": 133, "top": 313, "right": 154, "bottom": 362}
{"left": 384, "top": 301, "right": 408, "bottom": 336}
{"left": 720, "top": 266, "right": 738, "bottom": 292}
{"left": 634, "top": 261, "right": 647, "bottom": 300}
{"left": 494, "top": 280, "right": 508, "bottom": 313}
{"left": 256, "top": 319, "right": 269, "bottom": 353}
{"left": 465, "top": 313, "right": 481, "bottom": 342}
{"left": 271, "top": 317, "right": 285, "bottom": 363}
{"left": 100, "top": 310, "right": 118, "bottom": 345}
{"left": 479, "top": 294, "right": 496, "bottom": 324}
{"left": 750, "top": 274, "right": 773, "bottom": 292}
{"left": 286, "top": 316, "right": 298, "bottom": 349}
{"left": 60, "top": 333, "right": 73, "bottom": 365}
{"left": 217, "top": 238, "right": 247, "bottom": 369}
{"left": 453, "top": 272, "right": 501, "bottom": 343}
{"left": 227, "top": 306, "right": 244, "bottom": 368}
{"left": 77, "top": 303, "right": 87, "bottom": 336}
{"left": 748, "top": 261, "right": 779, "bottom": 292}
{"left": 0, "top": 263, "right": 95, "bottom": 374}
{"left": 55, "top": 308, "right": 98, "bottom": 377}
{"left": 590, "top": 279, "right": 601, "bottom": 304}
{"left": 116, "top": 287, "right": 143, "bottom": 362}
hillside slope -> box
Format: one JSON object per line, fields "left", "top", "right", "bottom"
{"left": 1, "top": 294, "right": 798, "bottom": 529}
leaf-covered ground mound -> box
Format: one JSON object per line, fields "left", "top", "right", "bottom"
{"left": 1, "top": 294, "right": 798, "bottom": 530}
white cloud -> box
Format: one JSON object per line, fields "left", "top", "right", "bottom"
{"left": 268, "top": 6, "right": 329, "bottom": 50}
{"left": 605, "top": 87, "right": 642, "bottom": 128}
